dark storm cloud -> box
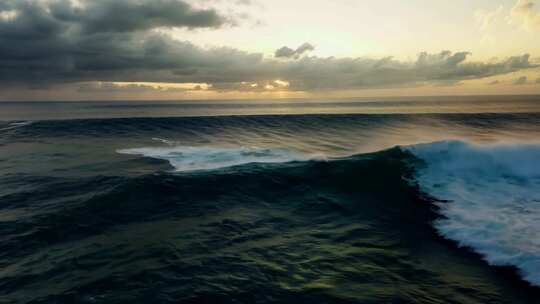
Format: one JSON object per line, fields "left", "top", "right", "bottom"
{"left": 50, "top": 0, "right": 229, "bottom": 33}
{"left": 275, "top": 43, "right": 315, "bottom": 59}
{"left": 0, "top": 0, "right": 237, "bottom": 84}
{"left": 0, "top": 0, "right": 538, "bottom": 93}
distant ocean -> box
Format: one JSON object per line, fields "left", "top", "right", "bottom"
{"left": 1, "top": 96, "right": 540, "bottom": 303}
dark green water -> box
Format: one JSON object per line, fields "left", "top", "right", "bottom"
{"left": 1, "top": 99, "right": 540, "bottom": 303}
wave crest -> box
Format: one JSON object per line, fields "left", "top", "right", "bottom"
{"left": 408, "top": 140, "right": 540, "bottom": 286}
{"left": 0, "top": 121, "right": 33, "bottom": 132}
{"left": 118, "top": 145, "right": 315, "bottom": 172}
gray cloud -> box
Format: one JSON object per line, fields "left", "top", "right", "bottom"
{"left": 77, "top": 82, "right": 190, "bottom": 93}
{"left": 55, "top": 0, "right": 230, "bottom": 33}
{"left": 275, "top": 43, "right": 315, "bottom": 59}
{"left": 274, "top": 52, "right": 536, "bottom": 91}
{"left": 514, "top": 76, "right": 528, "bottom": 85}
{"left": 0, "top": 0, "right": 538, "bottom": 95}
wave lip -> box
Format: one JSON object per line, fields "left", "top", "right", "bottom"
{"left": 117, "top": 145, "right": 313, "bottom": 172}
{"left": 407, "top": 140, "right": 540, "bottom": 286}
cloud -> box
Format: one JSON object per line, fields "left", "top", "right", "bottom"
{"left": 0, "top": 0, "right": 538, "bottom": 96}
{"left": 477, "top": 1, "right": 540, "bottom": 34}
{"left": 211, "top": 79, "right": 290, "bottom": 92}
{"left": 0, "top": 0, "right": 232, "bottom": 39}
{"left": 276, "top": 52, "right": 536, "bottom": 91}
{"left": 275, "top": 43, "right": 315, "bottom": 59}
{"left": 57, "top": 0, "right": 231, "bottom": 33}
{"left": 511, "top": 0, "right": 540, "bottom": 31}
{"left": 235, "top": 0, "right": 253, "bottom": 5}
{"left": 77, "top": 82, "right": 193, "bottom": 93}
{"left": 475, "top": 5, "right": 505, "bottom": 31}
{"left": 514, "top": 76, "right": 528, "bottom": 85}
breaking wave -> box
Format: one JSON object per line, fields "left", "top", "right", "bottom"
{"left": 118, "top": 139, "right": 540, "bottom": 287}
{"left": 118, "top": 145, "right": 318, "bottom": 172}
{"left": 408, "top": 141, "right": 540, "bottom": 286}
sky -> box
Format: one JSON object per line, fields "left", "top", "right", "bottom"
{"left": 0, "top": 0, "right": 540, "bottom": 101}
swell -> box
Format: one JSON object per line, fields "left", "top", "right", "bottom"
{"left": 5, "top": 113, "right": 540, "bottom": 139}
{"left": 3, "top": 106, "right": 540, "bottom": 304}
{"left": 2, "top": 139, "right": 540, "bottom": 302}
{"left": 1, "top": 148, "right": 413, "bottom": 258}
{"left": 0, "top": 148, "right": 451, "bottom": 303}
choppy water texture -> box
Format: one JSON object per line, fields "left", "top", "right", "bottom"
{"left": 1, "top": 97, "right": 540, "bottom": 303}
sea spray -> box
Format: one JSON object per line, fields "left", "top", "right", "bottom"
{"left": 408, "top": 140, "right": 540, "bottom": 286}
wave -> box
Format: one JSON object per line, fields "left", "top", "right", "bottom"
{"left": 407, "top": 141, "right": 540, "bottom": 287}
{"left": 0, "top": 120, "right": 32, "bottom": 131}
{"left": 117, "top": 145, "right": 320, "bottom": 172}
{"left": 6, "top": 136, "right": 540, "bottom": 301}
{"left": 117, "top": 139, "right": 540, "bottom": 287}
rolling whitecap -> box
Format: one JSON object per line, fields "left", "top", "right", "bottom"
{"left": 408, "top": 141, "right": 540, "bottom": 286}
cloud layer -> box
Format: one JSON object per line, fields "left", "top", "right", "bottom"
{"left": 0, "top": 0, "right": 538, "bottom": 96}
{"left": 512, "top": 0, "right": 540, "bottom": 31}
{"left": 275, "top": 43, "right": 315, "bottom": 59}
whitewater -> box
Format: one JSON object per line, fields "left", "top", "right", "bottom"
{"left": 408, "top": 141, "right": 540, "bottom": 287}
{"left": 118, "top": 139, "right": 540, "bottom": 287}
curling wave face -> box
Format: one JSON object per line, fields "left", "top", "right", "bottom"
{"left": 408, "top": 141, "right": 540, "bottom": 286}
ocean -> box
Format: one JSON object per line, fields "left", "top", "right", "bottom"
{"left": 1, "top": 96, "right": 540, "bottom": 303}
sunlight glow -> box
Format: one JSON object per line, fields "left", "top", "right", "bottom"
{"left": 110, "top": 82, "right": 211, "bottom": 90}
{"left": 0, "top": 10, "right": 19, "bottom": 22}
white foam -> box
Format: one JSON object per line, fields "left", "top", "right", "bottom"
{"left": 407, "top": 141, "right": 540, "bottom": 286}
{"left": 118, "top": 145, "right": 313, "bottom": 172}
{"left": 0, "top": 121, "right": 32, "bottom": 131}
{"left": 151, "top": 137, "right": 178, "bottom": 145}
